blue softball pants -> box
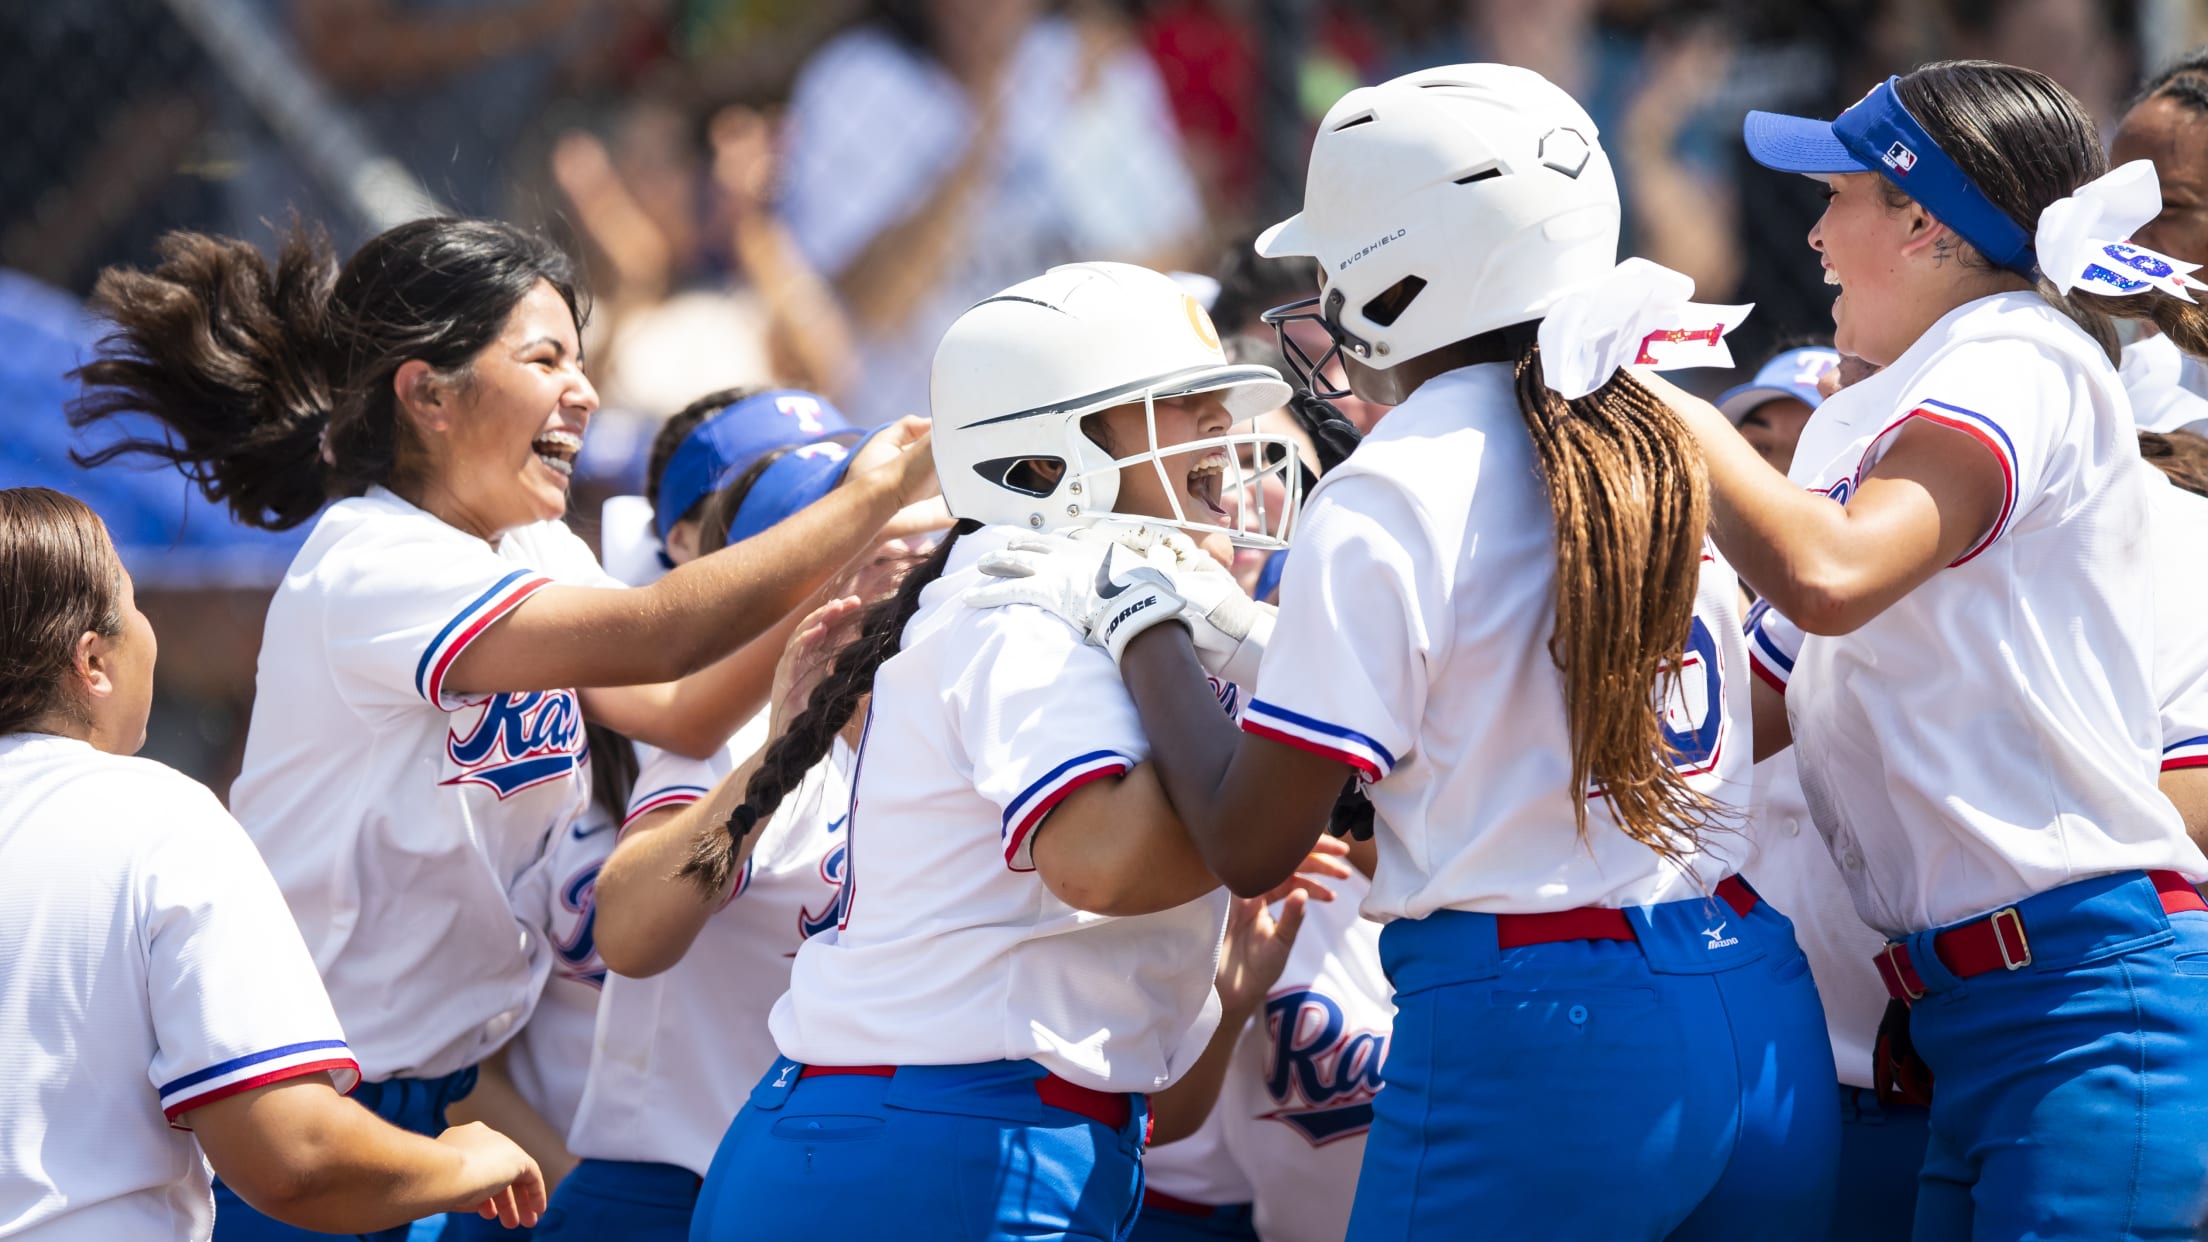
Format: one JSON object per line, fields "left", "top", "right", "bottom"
{"left": 1899, "top": 869, "right": 2208, "bottom": 1241}
{"left": 1344, "top": 887, "right": 1839, "bottom": 1241}
{"left": 688, "top": 1059, "right": 1149, "bottom": 1242}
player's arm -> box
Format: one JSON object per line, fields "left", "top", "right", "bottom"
{"left": 1643, "top": 373, "right": 2006, "bottom": 635}
{"left": 442, "top": 1048, "right": 576, "bottom": 1195}
{"left": 1752, "top": 675, "right": 1791, "bottom": 763}
{"left": 189, "top": 1078, "right": 544, "bottom": 1233}
{"left": 443, "top": 423, "right": 931, "bottom": 756}
{"left": 1028, "top": 763, "right": 1225, "bottom": 916}
{"left": 595, "top": 596, "right": 854, "bottom": 974}
{"left": 575, "top": 606, "right": 802, "bottom": 762}
{"left": 1116, "top": 626, "right": 1362, "bottom": 897}
{"left": 594, "top": 748, "right": 766, "bottom": 978}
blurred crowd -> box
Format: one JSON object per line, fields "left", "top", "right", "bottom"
{"left": 2, "top": 0, "right": 2200, "bottom": 789}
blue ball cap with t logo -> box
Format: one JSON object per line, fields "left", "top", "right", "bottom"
{"left": 1742, "top": 77, "right": 2037, "bottom": 277}
{"left": 1715, "top": 346, "right": 1841, "bottom": 424}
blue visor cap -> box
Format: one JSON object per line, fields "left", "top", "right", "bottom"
{"left": 723, "top": 425, "right": 889, "bottom": 547}
{"left": 654, "top": 390, "right": 853, "bottom": 543}
{"left": 1716, "top": 346, "right": 1841, "bottom": 422}
{"left": 1743, "top": 77, "right": 2036, "bottom": 276}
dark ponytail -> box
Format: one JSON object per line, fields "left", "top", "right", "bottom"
{"left": 682, "top": 522, "right": 976, "bottom": 892}
{"left": 69, "top": 217, "right": 584, "bottom": 531}
{"left": 1884, "top": 61, "right": 2208, "bottom": 361}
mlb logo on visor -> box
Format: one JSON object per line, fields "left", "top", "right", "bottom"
{"left": 1882, "top": 142, "right": 1917, "bottom": 174}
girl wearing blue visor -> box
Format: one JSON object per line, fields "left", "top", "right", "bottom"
{"left": 1650, "top": 61, "right": 2208, "bottom": 1240}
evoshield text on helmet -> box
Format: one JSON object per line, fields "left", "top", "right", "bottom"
{"left": 931, "top": 262, "right": 1303, "bottom": 548}
{"left": 1256, "top": 64, "right": 1623, "bottom": 395}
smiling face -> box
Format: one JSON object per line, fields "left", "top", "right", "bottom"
{"left": 2111, "top": 94, "right": 2208, "bottom": 268}
{"left": 403, "top": 280, "right": 598, "bottom": 540}
{"left": 1087, "top": 391, "right": 1236, "bottom": 528}
{"left": 1807, "top": 172, "right": 1930, "bottom": 366}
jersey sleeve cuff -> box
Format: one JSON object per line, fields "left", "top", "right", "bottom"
{"left": 1744, "top": 600, "right": 1799, "bottom": 695}
{"left": 1884, "top": 402, "right": 2019, "bottom": 566}
{"left": 1240, "top": 699, "right": 1396, "bottom": 784}
{"left": 2165, "top": 735, "right": 2208, "bottom": 772}
{"left": 622, "top": 784, "right": 712, "bottom": 834}
{"left": 160, "top": 1039, "right": 360, "bottom": 1129}
{"left": 1001, "top": 751, "right": 1136, "bottom": 872}
{"left": 413, "top": 569, "right": 554, "bottom": 709}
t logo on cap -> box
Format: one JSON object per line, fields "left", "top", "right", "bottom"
{"left": 1883, "top": 142, "right": 1917, "bottom": 174}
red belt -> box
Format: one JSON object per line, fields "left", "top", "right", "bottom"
{"left": 1142, "top": 1188, "right": 1229, "bottom": 1217}
{"left": 796, "top": 1064, "right": 1136, "bottom": 1131}
{"left": 1875, "top": 871, "right": 2206, "bottom": 1004}
{"left": 1493, "top": 875, "right": 1758, "bottom": 950}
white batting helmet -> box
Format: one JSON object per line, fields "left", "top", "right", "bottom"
{"left": 931, "top": 262, "right": 1301, "bottom": 547}
{"left": 1257, "top": 64, "right": 1622, "bottom": 387}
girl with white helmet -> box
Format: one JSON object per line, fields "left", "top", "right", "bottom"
{"left": 1655, "top": 61, "right": 2208, "bottom": 1237}
{"left": 677, "top": 260, "right": 1329, "bottom": 1241}
{"left": 972, "top": 63, "right": 1839, "bottom": 1239}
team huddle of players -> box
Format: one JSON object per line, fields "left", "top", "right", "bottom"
{"left": 5, "top": 48, "right": 2208, "bottom": 1242}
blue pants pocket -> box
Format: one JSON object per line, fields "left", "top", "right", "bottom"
{"left": 768, "top": 1113, "right": 887, "bottom": 1142}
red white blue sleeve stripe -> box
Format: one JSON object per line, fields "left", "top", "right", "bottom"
{"left": 1001, "top": 750, "right": 1136, "bottom": 872}
{"left": 1240, "top": 700, "right": 1396, "bottom": 784}
{"left": 159, "top": 1039, "right": 360, "bottom": 1127}
{"left": 623, "top": 783, "right": 711, "bottom": 832}
{"left": 1745, "top": 599, "right": 1800, "bottom": 694}
{"left": 1863, "top": 400, "right": 2018, "bottom": 566}
{"left": 2165, "top": 735, "right": 2208, "bottom": 772}
{"left": 414, "top": 568, "right": 553, "bottom": 708}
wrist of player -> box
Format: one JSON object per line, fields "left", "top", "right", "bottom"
{"left": 1094, "top": 572, "right": 1189, "bottom": 665}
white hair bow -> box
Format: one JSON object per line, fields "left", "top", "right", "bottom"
{"left": 2036, "top": 159, "right": 2199, "bottom": 302}
{"left": 1536, "top": 258, "right": 1754, "bottom": 401}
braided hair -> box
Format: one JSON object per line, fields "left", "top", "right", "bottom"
{"left": 1510, "top": 329, "right": 1726, "bottom": 868}
{"left": 681, "top": 522, "right": 975, "bottom": 892}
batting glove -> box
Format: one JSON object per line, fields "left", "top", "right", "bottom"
{"left": 1081, "top": 523, "right": 1273, "bottom": 685}
{"left": 967, "top": 531, "right": 1190, "bottom": 666}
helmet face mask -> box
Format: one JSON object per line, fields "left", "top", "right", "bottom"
{"left": 1096, "top": 389, "right": 1304, "bottom": 549}
{"left": 932, "top": 262, "right": 1302, "bottom": 548}
{"left": 1260, "top": 294, "right": 1356, "bottom": 404}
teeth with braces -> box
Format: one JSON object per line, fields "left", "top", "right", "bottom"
{"left": 533, "top": 428, "right": 583, "bottom": 479}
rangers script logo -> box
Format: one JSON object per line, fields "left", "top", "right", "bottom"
{"left": 1260, "top": 988, "right": 1387, "bottom": 1146}
{"left": 442, "top": 690, "right": 586, "bottom": 798}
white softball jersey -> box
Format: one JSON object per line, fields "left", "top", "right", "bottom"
{"left": 1745, "top": 455, "right": 2208, "bottom": 1085}
{"left": 0, "top": 734, "right": 358, "bottom": 1241}
{"left": 768, "top": 526, "right": 1232, "bottom": 1094}
{"left": 228, "top": 487, "right": 618, "bottom": 1082}
{"left": 566, "top": 731, "right": 850, "bottom": 1176}
{"left": 1242, "top": 363, "right": 1753, "bottom": 922}
{"left": 1145, "top": 869, "right": 1392, "bottom": 1242}
{"left": 502, "top": 791, "right": 618, "bottom": 1138}
{"left": 1777, "top": 291, "right": 2206, "bottom": 936}
{"left": 2143, "top": 463, "right": 2208, "bottom": 772}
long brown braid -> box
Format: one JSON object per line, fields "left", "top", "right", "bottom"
{"left": 680, "top": 523, "right": 974, "bottom": 893}
{"left": 1511, "top": 339, "right": 1725, "bottom": 868}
